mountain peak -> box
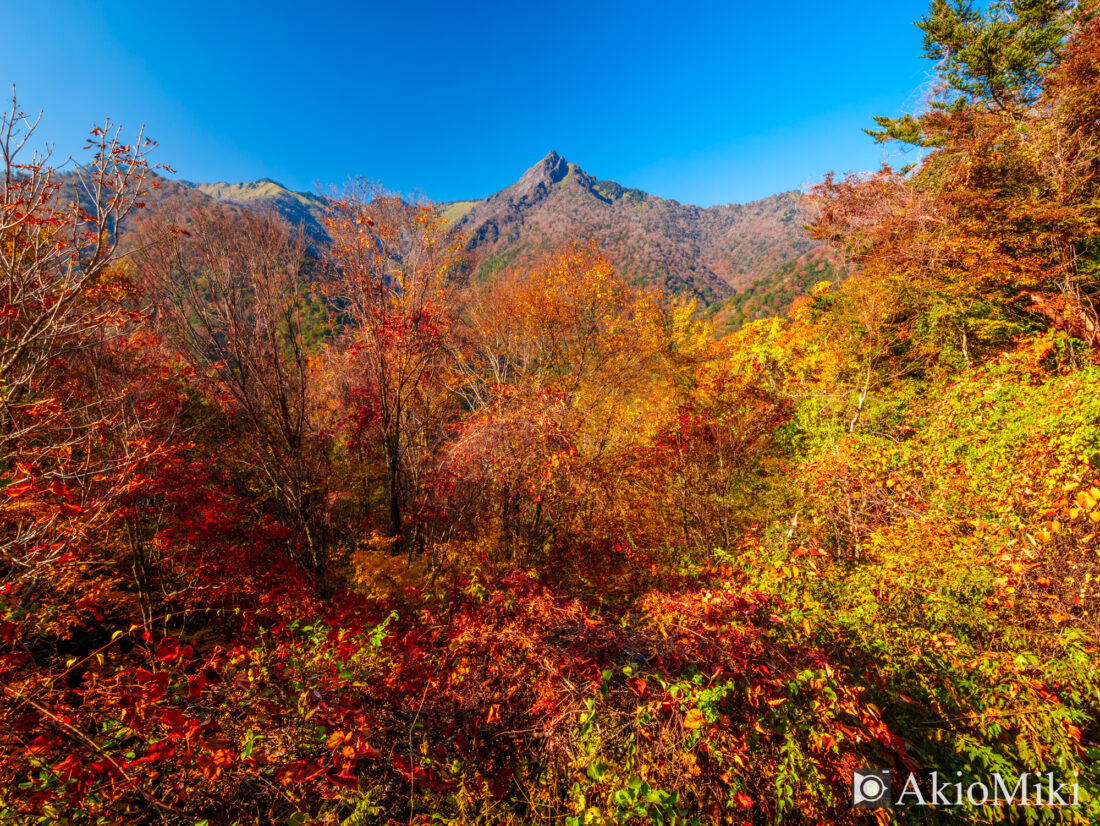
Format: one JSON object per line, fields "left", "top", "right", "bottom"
{"left": 189, "top": 179, "right": 328, "bottom": 240}
{"left": 445, "top": 153, "right": 818, "bottom": 308}
{"left": 515, "top": 151, "right": 571, "bottom": 195}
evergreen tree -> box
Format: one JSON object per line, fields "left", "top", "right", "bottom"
{"left": 867, "top": 0, "right": 1093, "bottom": 145}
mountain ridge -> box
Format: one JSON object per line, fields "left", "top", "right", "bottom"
{"left": 140, "top": 154, "right": 829, "bottom": 316}
{"left": 188, "top": 178, "right": 329, "bottom": 239}
{"left": 442, "top": 151, "right": 821, "bottom": 304}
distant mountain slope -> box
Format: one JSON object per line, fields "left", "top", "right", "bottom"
{"left": 58, "top": 170, "right": 211, "bottom": 222}
{"left": 188, "top": 178, "right": 329, "bottom": 240}
{"left": 445, "top": 152, "right": 822, "bottom": 305}
{"left": 702, "top": 248, "right": 849, "bottom": 334}
{"left": 92, "top": 158, "right": 828, "bottom": 325}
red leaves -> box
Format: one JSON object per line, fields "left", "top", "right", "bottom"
{"left": 133, "top": 668, "right": 171, "bottom": 701}
{"left": 0, "top": 529, "right": 918, "bottom": 824}
{"left": 128, "top": 739, "right": 177, "bottom": 769}
{"left": 3, "top": 482, "right": 36, "bottom": 498}
{"left": 390, "top": 757, "right": 457, "bottom": 794}
{"left": 733, "top": 791, "right": 754, "bottom": 809}
{"left": 154, "top": 638, "right": 193, "bottom": 663}
{"left": 157, "top": 706, "right": 187, "bottom": 729}
{"left": 278, "top": 759, "right": 325, "bottom": 785}
{"left": 51, "top": 752, "right": 86, "bottom": 779}
{"left": 187, "top": 674, "right": 206, "bottom": 700}
{"left": 25, "top": 735, "right": 61, "bottom": 755}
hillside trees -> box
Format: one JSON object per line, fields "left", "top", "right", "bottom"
{"left": 0, "top": 92, "right": 173, "bottom": 596}
{"left": 136, "top": 207, "right": 336, "bottom": 572}
{"left": 813, "top": 1, "right": 1100, "bottom": 375}
{"left": 753, "top": 4, "right": 1100, "bottom": 573}
{"left": 432, "top": 246, "right": 790, "bottom": 585}
{"left": 0, "top": 97, "right": 153, "bottom": 427}
{"left": 662, "top": 12, "right": 1100, "bottom": 816}
{"left": 441, "top": 248, "right": 670, "bottom": 567}
{"left": 324, "top": 188, "right": 470, "bottom": 561}
{"left": 733, "top": 8, "right": 1100, "bottom": 808}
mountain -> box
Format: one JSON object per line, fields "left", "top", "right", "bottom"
{"left": 57, "top": 172, "right": 327, "bottom": 241}
{"left": 112, "top": 156, "right": 832, "bottom": 323}
{"left": 187, "top": 178, "right": 329, "bottom": 240}
{"left": 701, "top": 248, "right": 847, "bottom": 334}
{"left": 442, "top": 151, "right": 823, "bottom": 305}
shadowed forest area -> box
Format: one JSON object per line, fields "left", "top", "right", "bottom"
{"left": 3, "top": 2, "right": 1100, "bottom": 824}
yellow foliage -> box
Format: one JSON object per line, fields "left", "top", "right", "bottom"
{"left": 350, "top": 532, "right": 430, "bottom": 597}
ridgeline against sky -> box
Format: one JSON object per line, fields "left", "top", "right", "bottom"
{"left": 3, "top": 0, "right": 931, "bottom": 206}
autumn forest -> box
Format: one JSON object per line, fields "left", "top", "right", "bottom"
{"left": 4, "top": 2, "right": 1100, "bottom": 824}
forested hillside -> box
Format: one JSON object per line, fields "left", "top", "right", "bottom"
{"left": 444, "top": 151, "right": 819, "bottom": 304}
{"left": 2, "top": 2, "right": 1099, "bottom": 824}
{"left": 127, "top": 155, "right": 825, "bottom": 321}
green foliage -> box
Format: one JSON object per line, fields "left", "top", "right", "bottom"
{"left": 867, "top": 0, "right": 1091, "bottom": 143}
{"left": 704, "top": 255, "right": 847, "bottom": 333}
{"left": 865, "top": 113, "right": 932, "bottom": 146}
{"left": 920, "top": 0, "right": 1078, "bottom": 109}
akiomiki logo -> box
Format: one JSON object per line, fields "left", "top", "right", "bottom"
{"left": 852, "top": 769, "right": 1081, "bottom": 809}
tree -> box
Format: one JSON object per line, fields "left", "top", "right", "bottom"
{"left": 440, "top": 247, "right": 665, "bottom": 561}
{"left": 136, "top": 206, "right": 336, "bottom": 572}
{"left": 0, "top": 91, "right": 165, "bottom": 587}
{"left": 867, "top": 0, "right": 1094, "bottom": 143}
{"left": 431, "top": 245, "right": 788, "bottom": 580}
{"left": 325, "top": 186, "right": 469, "bottom": 559}
{"left": 817, "top": 5, "right": 1100, "bottom": 366}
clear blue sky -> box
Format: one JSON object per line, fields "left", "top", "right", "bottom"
{"left": 3, "top": 0, "right": 934, "bottom": 206}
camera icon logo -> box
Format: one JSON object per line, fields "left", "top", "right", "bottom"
{"left": 852, "top": 768, "right": 893, "bottom": 809}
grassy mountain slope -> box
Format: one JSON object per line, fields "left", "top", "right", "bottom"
{"left": 191, "top": 178, "right": 329, "bottom": 240}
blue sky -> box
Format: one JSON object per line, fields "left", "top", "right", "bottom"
{"left": 3, "top": 1, "right": 934, "bottom": 206}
